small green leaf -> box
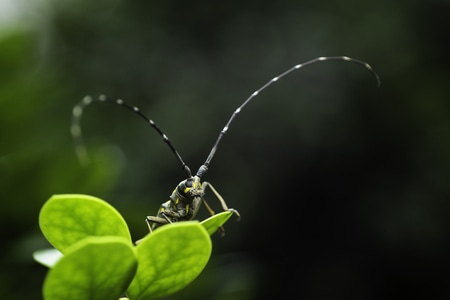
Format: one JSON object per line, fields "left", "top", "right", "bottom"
{"left": 33, "top": 248, "right": 63, "bottom": 268}
{"left": 201, "top": 210, "right": 234, "bottom": 235}
{"left": 39, "top": 194, "right": 131, "bottom": 252}
{"left": 127, "top": 222, "right": 212, "bottom": 300}
{"left": 43, "top": 236, "right": 137, "bottom": 300}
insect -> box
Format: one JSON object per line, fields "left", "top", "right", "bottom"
{"left": 71, "top": 56, "right": 380, "bottom": 235}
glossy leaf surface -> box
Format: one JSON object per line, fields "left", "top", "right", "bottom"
{"left": 39, "top": 194, "right": 131, "bottom": 252}
{"left": 127, "top": 222, "right": 211, "bottom": 300}
{"left": 43, "top": 236, "right": 137, "bottom": 300}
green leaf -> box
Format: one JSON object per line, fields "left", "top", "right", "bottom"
{"left": 127, "top": 222, "right": 212, "bottom": 300}
{"left": 43, "top": 236, "right": 137, "bottom": 300}
{"left": 201, "top": 210, "right": 234, "bottom": 235}
{"left": 33, "top": 248, "right": 63, "bottom": 268}
{"left": 39, "top": 194, "right": 131, "bottom": 252}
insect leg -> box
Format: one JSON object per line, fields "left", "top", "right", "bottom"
{"left": 136, "top": 215, "right": 171, "bottom": 244}
{"left": 145, "top": 215, "right": 170, "bottom": 232}
{"left": 135, "top": 215, "right": 170, "bottom": 244}
{"left": 144, "top": 199, "right": 174, "bottom": 232}
{"left": 202, "top": 181, "right": 241, "bottom": 221}
{"left": 201, "top": 181, "right": 241, "bottom": 236}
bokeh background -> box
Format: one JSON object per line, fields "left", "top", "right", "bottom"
{"left": 1, "top": 0, "right": 449, "bottom": 299}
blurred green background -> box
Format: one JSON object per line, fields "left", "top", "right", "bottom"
{"left": 1, "top": 0, "right": 449, "bottom": 299}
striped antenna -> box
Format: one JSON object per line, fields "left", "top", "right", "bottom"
{"left": 71, "top": 95, "right": 192, "bottom": 177}
{"left": 195, "top": 56, "right": 380, "bottom": 177}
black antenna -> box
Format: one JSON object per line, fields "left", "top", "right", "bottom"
{"left": 71, "top": 95, "right": 192, "bottom": 178}
{"left": 195, "top": 56, "right": 380, "bottom": 178}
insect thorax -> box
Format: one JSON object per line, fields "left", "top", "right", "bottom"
{"left": 156, "top": 176, "right": 204, "bottom": 222}
{"left": 172, "top": 176, "right": 204, "bottom": 201}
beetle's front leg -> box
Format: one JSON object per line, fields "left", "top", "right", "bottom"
{"left": 161, "top": 210, "right": 182, "bottom": 218}
{"left": 201, "top": 181, "right": 241, "bottom": 236}
{"left": 134, "top": 215, "right": 170, "bottom": 244}
{"left": 202, "top": 181, "right": 241, "bottom": 221}
{"left": 145, "top": 215, "right": 169, "bottom": 231}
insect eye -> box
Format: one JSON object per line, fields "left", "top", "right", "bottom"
{"left": 185, "top": 179, "right": 193, "bottom": 187}
{"left": 177, "top": 184, "right": 187, "bottom": 195}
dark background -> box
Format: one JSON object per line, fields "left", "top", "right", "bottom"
{"left": 1, "top": 0, "right": 449, "bottom": 299}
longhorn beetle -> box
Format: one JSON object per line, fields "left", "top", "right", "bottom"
{"left": 71, "top": 56, "right": 380, "bottom": 235}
